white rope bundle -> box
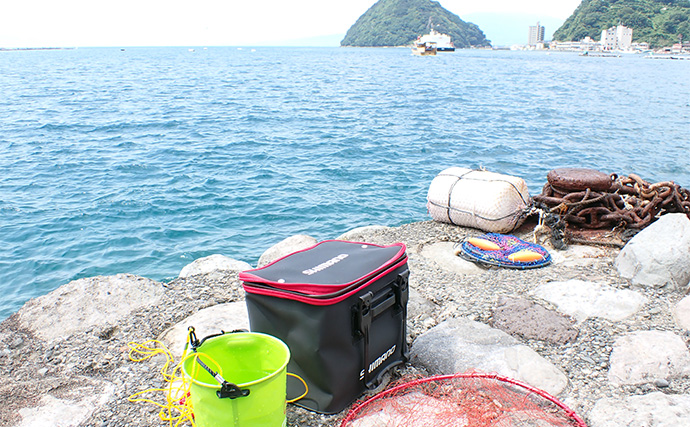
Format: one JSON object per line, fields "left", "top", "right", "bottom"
{"left": 426, "top": 167, "right": 531, "bottom": 233}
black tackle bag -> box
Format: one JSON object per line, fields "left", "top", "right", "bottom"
{"left": 239, "top": 240, "right": 409, "bottom": 414}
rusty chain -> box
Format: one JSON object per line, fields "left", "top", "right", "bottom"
{"left": 533, "top": 173, "right": 690, "bottom": 230}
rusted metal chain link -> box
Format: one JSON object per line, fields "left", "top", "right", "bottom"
{"left": 533, "top": 173, "right": 690, "bottom": 230}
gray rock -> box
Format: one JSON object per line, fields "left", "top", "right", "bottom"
{"left": 532, "top": 280, "right": 647, "bottom": 322}
{"left": 159, "top": 301, "right": 250, "bottom": 357}
{"left": 608, "top": 330, "right": 690, "bottom": 386}
{"left": 410, "top": 317, "right": 568, "bottom": 396}
{"left": 589, "top": 392, "right": 690, "bottom": 427}
{"left": 615, "top": 213, "right": 690, "bottom": 292}
{"left": 674, "top": 295, "right": 690, "bottom": 330}
{"left": 549, "top": 244, "right": 612, "bottom": 268}
{"left": 653, "top": 378, "right": 670, "bottom": 388}
{"left": 257, "top": 234, "right": 318, "bottom": 267}
{"left": 17, "top": 274, "right": 164, "bottom": 342}
{"left": 6, "top": 220, "right": 690, "bottom": 427}
{"left": 407, "top": 287, "right": 436, "bottom": 321}
{"left": 178, "top": 254, "right": 252, "bottom": 278}
{"left": 490, "top": 296, "right": 578, "bottom": 344}
{"left": 336, "top": 225, "right": 391, "bottom": 241}
{"left": 419, "top": 242, "right": 484, "bottom": 275}
{"left": 16, "top": 379, "right": 115, "bottom": 427}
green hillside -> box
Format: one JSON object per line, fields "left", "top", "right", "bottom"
{"left": 340, "top": 0, "right": 490, "bottom": 48}
{"left": 554, "top": 0, "right": 690, "bottom": 47}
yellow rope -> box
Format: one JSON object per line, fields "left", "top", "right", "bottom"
{"left": 126, "top": 333, "right": 308, "bottom": 426}
{"left": 126, "top": 340, "right": 198, "bottom": 427}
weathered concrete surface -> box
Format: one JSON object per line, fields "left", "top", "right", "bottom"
{"left": 589, "top": 392, "right": 690, "bottom": 427}
{"left": 532, "top": 280, "right": 647, "bottom": 322}
{"left": 490, "top": 296, "right": 578, "bottom": 344}
{"left": 608, "top": 330, "right": 690, "bottom": 386}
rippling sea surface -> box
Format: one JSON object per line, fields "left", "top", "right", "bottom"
{"left": 1, "top": 47, "right": 689, "bottom": 319}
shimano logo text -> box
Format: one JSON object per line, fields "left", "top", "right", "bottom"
{"left": 302, "top": 254, "right": 348, "bottom": 276}
{"left": 368, "top": 345, "right": 396, "bottom": 374}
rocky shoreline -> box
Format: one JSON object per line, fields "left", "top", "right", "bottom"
{"left": 2, "top": 217, "right": 690, "bottom": 426}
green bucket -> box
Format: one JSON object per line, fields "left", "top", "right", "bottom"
{"left": 182, "top": 332, "right": 290, "bottom": 427}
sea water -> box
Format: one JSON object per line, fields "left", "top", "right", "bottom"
{"left": 1, "top": 47, "right": 689, "bottom": 319}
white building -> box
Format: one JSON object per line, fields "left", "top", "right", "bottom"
{"left": 600, "top": 25, "right": 633, "bottom": 51}
{"left": 528, "top": 22, "right": 545, "bottom": 46}
{"left": 549, "top": 36, "right": 599, "bottom": 52}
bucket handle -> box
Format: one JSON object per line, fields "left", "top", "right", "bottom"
{"left": 286, "top": 373, "right": 309, "bottom": 403}
{"left": 187, "top": 326, "right": 249, "bottom": 351}
{"left": 187, "top": 326, "right": 251, "bottom": 400}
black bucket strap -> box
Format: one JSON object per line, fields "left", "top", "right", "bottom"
{"left": 187, "top": 326, "right": 250, "bottom": 400}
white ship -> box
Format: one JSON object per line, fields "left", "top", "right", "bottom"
{"left": 418, "top": 29, "right": 455, "bottom": 52}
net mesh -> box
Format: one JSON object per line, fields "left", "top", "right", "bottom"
{"left": 340, "top": 372, "right": 587, "bottom": 427}
{"left": 456, "top": 233, "right": 552, "bottom": 269}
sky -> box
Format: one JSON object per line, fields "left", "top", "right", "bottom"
{"left": 0, "top": 0, "right": 582, "bottom": 48}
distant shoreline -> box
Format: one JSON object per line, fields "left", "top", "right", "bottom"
{"left": 0, "top": 47, "right": 75, "bottom": 51}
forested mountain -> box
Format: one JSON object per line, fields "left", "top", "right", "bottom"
{"left": 340, "top": 0, "right": 490, "bottom": 48}
{"left": 554, "top": 0, "right": 690, "bottom": 47}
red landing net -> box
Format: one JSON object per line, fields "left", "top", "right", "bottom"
{"left": 340, "top": 372, "right": 587, "bottom": 427}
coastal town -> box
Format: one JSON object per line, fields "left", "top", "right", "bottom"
{"left": 512, "top": 21, "right": 690, "bottom": 57}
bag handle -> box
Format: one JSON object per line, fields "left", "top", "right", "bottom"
{"left": 186, "top": 326, "right": 251, "bottom": 400}
{"left": 355, "top": 269, "right": 409, "bottom": 387}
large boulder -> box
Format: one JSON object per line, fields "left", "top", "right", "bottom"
{"left": 615, "top": 214, "right": 690, "bottom": 291}
{"left": 410, "top": 318, "right": 568, "bottom": 395}
{"left": 257, "top": 234, "right": 318, "bottom": 267}
{"left": 336, "top": 225, "right": 390, "bottom": 242}
{"left": 16, "top": 379, "right": 115, "bottom": 427}
{"left": 17, "top": 274, "right": 164, "bottom": 341}
{"left": 159, "top": 301, "right": 250, "bottom": 357}
{"left": 179, "top": 254, "right": 251, "bottom": 278}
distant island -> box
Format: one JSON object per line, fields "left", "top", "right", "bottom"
{"left": 341, "top": 0, "right": 490, "bottom": 48}
{"left": 554, "top": 0, "right": 690, "bottom": 48}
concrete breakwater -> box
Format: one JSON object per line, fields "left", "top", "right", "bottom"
{"left": 1, "top": 216, "right": 690, "bottom": 426}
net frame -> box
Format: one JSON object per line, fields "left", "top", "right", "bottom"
{"left": 340, "top": 372, "right": 587, "bottom": 427}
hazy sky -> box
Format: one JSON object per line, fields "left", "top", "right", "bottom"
{"left": 1, "top": 0, "right": 582, "bottom": 48}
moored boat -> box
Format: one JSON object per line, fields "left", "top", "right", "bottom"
{"left": 579, "top": 51, "right": 621, "bottom": 57}
{"left": 411, "top": 40, "right": 437, "bottom": 56}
